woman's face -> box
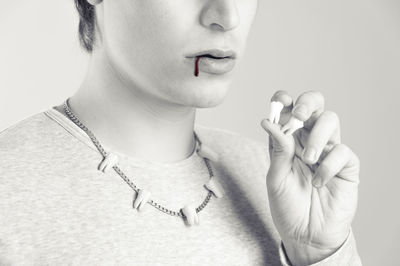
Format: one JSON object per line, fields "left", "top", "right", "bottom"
{"left": 96, "top": 0, "right": 258, "bottom": 108}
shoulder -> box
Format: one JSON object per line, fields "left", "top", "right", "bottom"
{"left": 0, "top": 108, "right": 79, "bottom": 175}
{"left": 0, "top": 109, "right": 63, "bottom": 152}
{"left": 0, "top": 111, "right": 50, "bottom": 150}
{"left": 0, "top": 111, "right": 52, "bottom": 191}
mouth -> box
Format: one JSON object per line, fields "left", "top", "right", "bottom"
{"left": 189, "top": 55, "right": 236, "bottom": 76}
{"left": 185, "top": 49, "right": 237, "bottom": 75}
{"left": 197, "top": 54, "right": 230, "bottom": 60}
{"left": 186, "top": 49, "right": 237, "bottom": 60}
{"left": 195, "top": 54, "right": 233, "bottom": 60}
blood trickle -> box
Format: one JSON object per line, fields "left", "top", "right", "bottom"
{"left": 195, "top": 56, "right": 202, "bottom": 77}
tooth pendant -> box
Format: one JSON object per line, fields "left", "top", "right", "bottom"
{"left": 98, "top": 152, "right": 120, "bottom": 173}
{"left": 204, "top": 176, "right": 225, "bottom": 198}
{"left": 282, "top": 116, "right": 304, "bottom": 136}
{"left": 180, "top": 203, "right": 200, "bottom": 226}
{"left": 197, "top": 144, "right": 219, "bottom": 162}
{"left": 133, "top": 189, "right": 152, "bottom": 211}
{"left": 269, "top": 101, "right": 284, "bottom": 124}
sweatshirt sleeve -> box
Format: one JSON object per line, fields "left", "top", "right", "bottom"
{"left": 279, "top": 227, "right": 362, "bottom": 266}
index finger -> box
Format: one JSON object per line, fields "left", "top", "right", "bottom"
{"left": 271, "top": 90, "right": 293, "bottom": 107}
{"left": 292, "top": 91, "right": 325, "bottom": 129}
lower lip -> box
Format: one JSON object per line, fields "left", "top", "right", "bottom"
{"left": 189, "top": 56, "right": 236, "bottom": 75}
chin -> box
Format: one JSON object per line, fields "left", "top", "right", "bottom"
{"left": 191, "top": 97, "right": 226, "bottom": 108}
{"left": 183, "top": 83, "right": 231, "bottom": 108}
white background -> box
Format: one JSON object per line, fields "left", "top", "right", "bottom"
{"left": 1, "top": 1, "right": 399, "bottom": 264}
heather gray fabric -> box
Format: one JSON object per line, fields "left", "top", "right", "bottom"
{"left": 0, "top": 103, "right": 362, "bottom": 265}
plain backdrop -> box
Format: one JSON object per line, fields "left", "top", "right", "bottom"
{"left": 1, "top": 1, "right": 399, "bottom": 265}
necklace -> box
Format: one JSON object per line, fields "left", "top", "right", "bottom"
{"left": 62, "top": 98, "right": 225, "bottom": 226}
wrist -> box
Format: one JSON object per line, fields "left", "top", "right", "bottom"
{"left": 282, "top": 238, "right": 346, "bottom": 266}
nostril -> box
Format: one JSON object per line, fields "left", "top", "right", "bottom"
{"left": 210, "top": 23, "right": 224, "bottom": 31}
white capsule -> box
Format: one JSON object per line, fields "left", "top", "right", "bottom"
{"left": 98, "top": 152, "right": 119, "bottom": 173}
{"left": 197, "top": 144, "right": 219, "bottom": 162}
{"left": 204, "top": 177, "right": 225, "bottom": 198}
{"left": 181, "top": 204, "right": 199, "bottom": 226}
{"left": 133, "top": 189, "right": 152, "bottom": 211}
{"left": 281, "top": 116, "right": 304, "bottom": 135}
{"left": 269, "top": 101, "right": 284, "bottom": 124}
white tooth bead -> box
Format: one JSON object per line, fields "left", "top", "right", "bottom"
{"left": 133, "top": 189, "right": 152, "bottom": 211}
{"left": 180, "top": 204, "right": 199, "bottom": 226}
{"left": 98, "top": 152, "right": 120, "bottom": 173}
{"left": 281, "top": 116, "right": 304, "bottom": 135}
{"left": 197, "top": 144, "right": 219, "bottom": 162}
{"left": 204, "top": 177, "right": 225, "bottom": 198}
{"left": 269, "top": 101, "right": 284, "bottom": 124}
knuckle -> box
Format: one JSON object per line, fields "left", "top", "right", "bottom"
{"left": 335, "top": 143, "right": 350, "bottom": 154}
{"left": 320, "top": 143, "right": 335, "bottom": 159}
{"left": 311, "top": 90, "right": 324, "bottom": 97}
{"left": 311, "top": 90, "right": 324, "bottom": 99}
{"left": 296, "top": 90, "right": 325, "bottom": 109}
{"left": 322, "top": 110, "right": 340, "bottom": 126}
{"left": 312, "top": 91, "right": 325, "bottom": 107}
{"left": 354, "top": 153, "right": 361, "bottom": 168}
{"left": 350, "top": 150, "right": 361, "bottom": 168}
{"left": 335, "top": 143, "right": 359, "bottom": 166}
{"left": 303, "top": 90, "right": 325, "bottom": 103}
{"left": 336, "top": 144, "right": 361, "bottom": 180}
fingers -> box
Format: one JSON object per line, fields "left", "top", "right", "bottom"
{"left": 281, "top": 116, "right": 304, "bottom": 136}
{"left": 312, "top": 144, "right": 360, "bottom": 188}
{"left": 269, "top": 90, "right": 325, "bottom": 136}
{"left": 263, "top": 90, "right": 359, "bottom": 191}
{"left": 260, "top": 118, "right": 295, "bottom": 190}
{"left": 271, "top": 90, "right": 293, "bottom": 107}
{"left": 292, "top": 91, "right": 325, "bottom": 129}
{"left": 302, "top": 110, "right": 341, "bottom": 165}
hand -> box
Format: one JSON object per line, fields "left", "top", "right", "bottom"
{"left": 260, "top": 90, "right": 360, "bottom": 265}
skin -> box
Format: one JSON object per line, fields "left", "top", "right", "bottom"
{"left": 69, "top": 0, "right": 258, "bottom": 163}
{"left": 261, "top": 91, "right": 360, "bottom": 265}
{"left": 72, "top": 1, "right": 360, "bottom": 264}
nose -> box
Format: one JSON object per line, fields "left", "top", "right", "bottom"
{"left": 200, "top": 0, "right": 240, "bottom": 31}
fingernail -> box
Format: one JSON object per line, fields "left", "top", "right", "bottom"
{"left": 261, "top": 120, "right": 271, "bottom": 134}
{"left": 261, "top": 118, "right": 267, "bottom": 127}
{"left": 303, "top": 148, "right": 316, "bottom": 163}
{"left": 264, "top": 127, "right": 272, "bottom": 136}
{"left": 293, "top": 104, "right": 308, "bottom": 119}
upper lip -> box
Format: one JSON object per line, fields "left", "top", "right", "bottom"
{"left": 186, "top": 49, "right": 237, "bottom": 59}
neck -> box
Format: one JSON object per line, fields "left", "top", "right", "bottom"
{"left": 68, "top": 49, "right": 197, "bottom": 163}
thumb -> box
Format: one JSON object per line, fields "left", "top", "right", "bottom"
{"left": 260, "top": 118, "right": 295, "bottom": 189}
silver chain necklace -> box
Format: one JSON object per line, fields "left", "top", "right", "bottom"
{"left": 62, "top": 97, "right": 224, "bottom": 226}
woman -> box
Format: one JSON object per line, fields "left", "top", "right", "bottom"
{"left": 0, "top": 0, "right": 362, "bottom": 265}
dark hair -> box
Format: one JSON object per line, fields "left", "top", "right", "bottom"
{"left": 74, "top": 0, "right": 97, "bottom": 53}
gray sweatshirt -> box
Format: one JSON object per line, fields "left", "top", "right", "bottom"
{"left": 0, "top": 103, "right": 362, "bottom": 265}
